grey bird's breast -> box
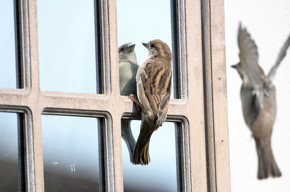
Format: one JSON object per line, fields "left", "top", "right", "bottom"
{"left": 119, "top": 61, "right": 138, "bottom": 96}
{"left": 240, "top": 85, "right": 277, "bottom": 138}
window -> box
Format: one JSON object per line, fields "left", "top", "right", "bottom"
{"left": 0, "top": 0, "right": 229, "bottom": 191}
{"left": 42, "top": 115, "right": 100, "bottom": 191}
{"left": 0, "top": 112, "right": 25, "bottom": 191}
{"left": 122, "top": 121, "right": 177, "bottom": 191}
{"left": 38, "top": 0, "right": 99, "bottom": 94}
{"left": 0, "top": 1, "right": 18, "bottom": 88}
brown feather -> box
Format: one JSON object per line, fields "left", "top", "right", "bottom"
{"left": 254, "top": 137, "right": 281, "bottom": 179}
{"left": 141, "top": 62, "right": 171, "bottom": 123}
{"left": 132, "top": 116, "right": 157, "bottom": 165}
{"left": 133, "top": 39, "right": 172, "bottom": 165}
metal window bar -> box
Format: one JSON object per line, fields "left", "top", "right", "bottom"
{"left": 0, "top": 0, "right": 230, "bottom": 191}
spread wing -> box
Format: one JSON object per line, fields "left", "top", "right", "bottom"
{"left": 141, "top": 61, "right": 172, "bottom": 126}
{"left": 238, "top": 23, "right": 264, "bottom": 111}
{"left": 266, "top": 34, "right": 290, "bottom": 85}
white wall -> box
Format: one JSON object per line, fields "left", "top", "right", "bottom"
{"left": 225, "top": 0, "right": 290, "bottom": 191}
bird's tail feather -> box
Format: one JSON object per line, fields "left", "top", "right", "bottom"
{"left": 255, "top": 137, "right": 281, "bottom": 179}
{"left": 132, "top": 119, "right": 156, "bottom": 165}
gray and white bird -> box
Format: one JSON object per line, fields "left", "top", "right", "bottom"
{"left": 232, "top": 23, "right": 290, "bottom": 179}
{"left": 119, "top": 43, "right": 139, "bottom": 162}
{"left": 130, "top": 39, "right": 172, "bottom": 165}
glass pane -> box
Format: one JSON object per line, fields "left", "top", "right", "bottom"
{"left": 117, "top": 0, "right": 176, "bottom": 98}
{"left": 0, "top": 113, "right": 21, "bottom": 191}
{"left": 38, "top": 0, "right": 98, "bottom": 94}
{"left": 122, "top": 121, "right": 177, "bottom": 191}
{"left": 42, "top": 115, "right": 99, "bottom": 191}
{"left": 0, "top": 1, "right": 17, "bottom": 88}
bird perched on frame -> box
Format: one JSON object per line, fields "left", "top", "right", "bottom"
{"left": 129, "top": 39, "right": 172, "bottom": 165}
{"left": 232, "top": 23, "right": 290, "bottom": 179}
{"left": 119, "top": 43, "right": 139, "bottom": 162}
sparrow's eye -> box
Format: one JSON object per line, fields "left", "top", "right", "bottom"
{"left": 150, "top": 44, "right": 155, "bottom": 48}
{"left": 119, "top": 48, "right": 124, "bottom": 52}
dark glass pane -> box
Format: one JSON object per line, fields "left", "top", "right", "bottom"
{"left": 42, "top": 115, "right": 99, "bottom": 191}
{"left": 117, "top": 0, "right": 176, "bottom": 98}
{"left": 38, "top": 0, "right": 98, "bottom": 94}
{"left": 0, "top": 113, "right": 21, "bottom": 191}
{"left": 122, "top": 121, "right": 177, "bottom": 191}
{"left": 0, "top": 1, "right": 17, "bottom": 88}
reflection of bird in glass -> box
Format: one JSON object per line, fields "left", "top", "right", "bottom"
{"left": 129, "top": 39, "right": 172, "bottom": 165}
{"left": 119, "top": 43, "right": 139, "bottom": 162}
{"left": 232, "top": 23, "right": 290, "bottom": 179}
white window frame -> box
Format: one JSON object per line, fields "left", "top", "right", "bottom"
{"left": 0, "top": 0, "right": 230, "bottom": 191}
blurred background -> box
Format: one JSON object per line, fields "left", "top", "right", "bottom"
{"left": 225, "top": 0, "right": 290, "bottom": 191}
{"left": 0, "top": 0, "right": 290, "bottom": 191}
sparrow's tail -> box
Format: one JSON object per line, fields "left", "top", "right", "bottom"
{"left": 254, "top": 137, "right": 281, "bottom": 179}
{"left": 121, "top": 119, "right": 136, "bottom": 162}
{"left": 132, "top": 119, "right": 156, "bottom": 165}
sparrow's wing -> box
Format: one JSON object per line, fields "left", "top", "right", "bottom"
{"left": 140, "top": 62, "right": 171, "bottom": 126}
{"left": 266, "top": 35, "right": 290, "bottom": 85}
{"left": 238, "top": 24, "right": 264, "bottom": 111}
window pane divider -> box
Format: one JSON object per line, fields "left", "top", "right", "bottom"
{"left": 0, "top": 0, "right": 230, "bottom": 191}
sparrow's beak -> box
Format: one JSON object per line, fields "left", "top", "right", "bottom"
{"left": 231, "top": 64, "right": 238, "bottom": 69}
{"left": 128, "top": 44, "right": 136, "bottom": 52}
{"left": 142, "top": 43, "right": 149, "bottom": 48}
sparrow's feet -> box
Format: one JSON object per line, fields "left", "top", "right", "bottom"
{"left": 129, "top": 94, "right": 144, "bottom": 112}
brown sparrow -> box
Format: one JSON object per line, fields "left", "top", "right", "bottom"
{"left": 119, "top": 43, "right": 138, "bottom": 162}
{"left": 130, "top": 39, "right": 172, "bottom": 165}
{"left": 232, "top": 23, "right": 290, "bottom": 179}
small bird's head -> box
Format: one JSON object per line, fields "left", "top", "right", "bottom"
{"left": 231, "top": 62, "right": 249, "bottom": 83}
{"left": 118, "top": 43, "right": 137, "bottom": 64}
{"left": 142, "top": 39, "right": 172, "bottom": 62}
{"left": 231, "top": 63, "right": 245, "bottom": 78}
